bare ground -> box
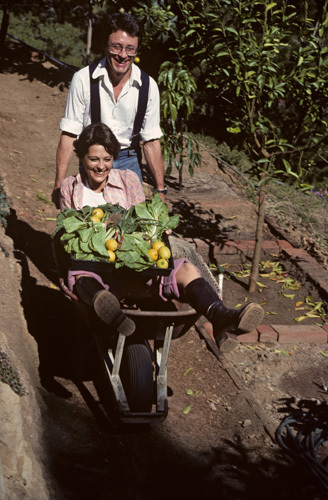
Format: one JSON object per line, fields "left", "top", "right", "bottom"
{"left": 0, "top": 41, "right": 327, "bottom": 500}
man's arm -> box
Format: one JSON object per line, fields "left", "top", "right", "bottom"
{"left": 52, "top": 132, "right": 77, "bottom": 208}
{"left": 143, "top": 139, "right": 166, "bottom": 200}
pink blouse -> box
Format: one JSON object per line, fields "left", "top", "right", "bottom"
{"left": 59, "top": 168, "right": 146, "bottom": 210}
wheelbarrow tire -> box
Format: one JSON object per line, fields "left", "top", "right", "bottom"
{"left": 120, "top": 343, "right": 153, "bottom": 413}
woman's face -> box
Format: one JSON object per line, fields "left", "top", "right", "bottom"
{"left": 82, "top": 144, "right": 113, "bottom": 191}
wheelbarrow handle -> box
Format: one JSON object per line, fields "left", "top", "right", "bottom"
{"left": 124, "top": 307, "right": 197, "bottom": 318}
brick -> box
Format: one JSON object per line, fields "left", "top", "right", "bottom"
{"left": 202, "top": 321, "right": 214, "bottom": 341}
{"left": 216, "top": 240, "right": 280, "bottom": 256}
{"left": 277, "top": 240, "right": 293, "bottom": 250}
{"left": 281, "top": 247, "right": 328, "bottom": 301}
{"left": 272, "top": 325, "right": 328, "bottom": 344}
{"left": 261, "top": 241, "right": 280, "bottom": 252}
{"left": 257, "top": 325, "right": 278, "bottom": 344}
{"left": 200, "top": 322, "right": 259, "bottom": 344}
{"left": 233, "top": 240, "right": 255, "bottom": 252}
{"left": 238, "top": 330, "right": 259, "bottom": 344}
{"left": 322, "top": 325, "right": 328, "bottom": 341}
{"left": 203, "top": 200, "right": 252, "bottom": 209}
{"left": 216, "top": 241, "right": 246, "bottom": 255}
{"left": 282, "top": 247, "right": 310, "bottom": 260}
{"left": 193, "top": 238, "right": 209, "bottom": 251}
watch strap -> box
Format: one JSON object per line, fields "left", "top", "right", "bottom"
{"left": 155, "top": 186, "right": 168, "bottom": 194}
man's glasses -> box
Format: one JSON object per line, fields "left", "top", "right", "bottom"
{"left": 107, "top": 43, "right": 138, "bottom": 57}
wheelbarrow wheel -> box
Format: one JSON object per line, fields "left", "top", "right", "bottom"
{"left": 120, "top": 343, "right": 153, "bottom": 413}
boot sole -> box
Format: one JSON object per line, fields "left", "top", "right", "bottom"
{"left": 217, "top": 332, "right": 239, "bottom": 353}
{"left": 238, "top": 303, "right": 264, "bottom": 333}
{"left": 93, "top": 290, "right": 135, "bottom": 337}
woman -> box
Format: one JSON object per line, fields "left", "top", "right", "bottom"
{"left": 59, "top": 123, "right": 264, "bottom": 351}
{"left": 59, "top": 123, "right": 144, "bottom": 211}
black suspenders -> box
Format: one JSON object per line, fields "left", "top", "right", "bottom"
{"left": 88, "top": 62, "right": 150, "bottom": 147}
{"left": 89, "top": 62, "right": 101, "bottom": 125}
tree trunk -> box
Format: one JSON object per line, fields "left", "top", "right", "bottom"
{"left": 0, "top": 3, "right": 11, "bottom": 60}
{"left": 178, "top": 119, "right": 184, "bottom": 190}
{"left": 249, "top": 179, "right": 266, "bottom": 293}
{"left": 178, "top": 164, "right": 183, "bottom": 189}
{"left": 86, "top": 0, "right": 93, "bottom": 65}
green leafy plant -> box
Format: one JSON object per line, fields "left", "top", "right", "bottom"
{"left": 7, "top": 11, "right": 86, "bottom": 67}
{"left": 53, "top": 194, "right": 179, "bottom": 272}
{"left": 132, "top": 1, "right": 177, "bottom": 46}
{"left": 174, "top": 0, "right": 328, "bottom": 291}
{"left": 158, "top": 60, "right": 201, "bottom": 189}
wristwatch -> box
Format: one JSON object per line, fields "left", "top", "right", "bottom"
{"left": 155, "top": 185, "right": 168, "bottom": 195}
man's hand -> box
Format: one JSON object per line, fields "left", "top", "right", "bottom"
{"left": 52, "top": 188, "right": 60, "bottom": 209}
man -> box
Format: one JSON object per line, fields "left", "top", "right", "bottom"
{"left": 52, "top": 12, "right": 167, "bottom": 208}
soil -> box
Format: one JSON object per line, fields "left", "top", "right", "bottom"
{"left": 0, "top": 41, "right": 327, "bottom": 500}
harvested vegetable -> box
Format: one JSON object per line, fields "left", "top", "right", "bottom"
{"left": 52, "top": 194, "right": 179, "bottom": 272}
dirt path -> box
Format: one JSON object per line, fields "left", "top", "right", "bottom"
{"left": 0, "top": 43, "right": 327, "bottom": 500}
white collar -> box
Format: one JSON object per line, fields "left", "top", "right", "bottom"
{"left": 92, "top": 57, "right": 141, "bottom": 87}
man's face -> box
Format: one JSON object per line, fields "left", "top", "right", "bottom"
{"left": 106, "top": 30, "right": 138, "bottom": 79}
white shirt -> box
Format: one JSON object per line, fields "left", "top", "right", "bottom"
{"left": 82, "top": 180, "right": 106, "bottom": 207}
{"left": 60, "top": 58, "right": 163, "bottom": 148}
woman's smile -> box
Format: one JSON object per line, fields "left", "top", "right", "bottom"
{"left": 82, "top": 144, "right": 114, "bottom": 192}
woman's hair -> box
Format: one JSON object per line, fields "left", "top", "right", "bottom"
{"left": 106, "top": 12, "right": 142, "bottom": 45}
{"left": 74, "top": 123, "right": 120, "bottom": 159}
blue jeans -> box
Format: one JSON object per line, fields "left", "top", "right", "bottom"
{"left": 113, "top": 148, "right": 142, "bottom": 184}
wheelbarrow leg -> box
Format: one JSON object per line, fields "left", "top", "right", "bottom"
{"left": 103, "top": 333, "right": 130, "bottom": 413}
{"left": 155, "top": 324, "right": 174, "bottom": 412}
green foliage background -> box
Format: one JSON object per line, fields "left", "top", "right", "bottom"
{"left": 2, "top": 0, "right": 116, "bottom": 67}
{"left": 7, "top": 11, "right": 86, "bottom": 67}
{"left": 2, "top": 0, "right": 328, "bottom": 188}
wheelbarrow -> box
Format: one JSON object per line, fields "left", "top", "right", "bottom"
{"left": 52, "top": 234, "right": 220, "bottom": 425}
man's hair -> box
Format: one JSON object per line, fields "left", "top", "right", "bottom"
{"left": 74, "top": 123, "right": 120, "bottom": 159}
{"left": 107, "top": 12, "right": 142, "bottom": 45}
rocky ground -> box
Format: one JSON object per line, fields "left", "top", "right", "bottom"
{"left": 0, "top": 41, "right": 327, "bottom": 500}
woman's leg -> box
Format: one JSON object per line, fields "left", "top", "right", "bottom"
{"left": 73, "top": 275, "right": 135, "bottom": 337}
{"left": 175, "top": 262, "right": 264, "bottom": 352}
